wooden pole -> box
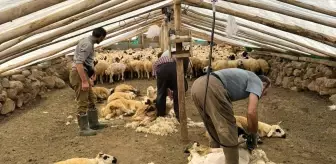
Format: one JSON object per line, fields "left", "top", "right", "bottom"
{"left": 174, "top": 0, "right": 188, "bottom": 142}
{"left": 277, "top": 0, "right": 336, "bottom": 17}
{"left": 184, "top": 9, "right": 334, "bottom": 58}
{"left": 141, "top": 34, "right": 145, "bottom": 49}
{"left": 0, "top": 0, "right": 111, "bottom": 44}
{"left": 183, "top": 0, "right": 336, "bottom": 47}
{"left": 160, "top": 23, "right": 165, "bottom": 51}
{"left": 225, "top": 0, "right": 336, "bottom": 28}
{"left": 0, "top": 0, "right": 66, "bottom": 25}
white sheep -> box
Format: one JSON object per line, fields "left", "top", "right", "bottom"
{"left": 105, "top": 63, "right": 126, "bottom": 83}
{"left": 94, "top": 60, "right": 109, "bottom": 84}
{"left": 54, "top": 152, "right": 117, "bottom": 164}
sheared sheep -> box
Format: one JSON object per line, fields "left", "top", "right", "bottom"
{"left": 54, "top": 152, "right": 117, "bottom": 164}
{"left": 143, "top": 59, "right": 153, "bottom": 80}
{"left": 257, "top": 59, "right": 270, "bottom": 75}
{"left": 130, "top": 60, "right": 144, "bottom": 79}
{"left": 184, "top": 142, "right": 276, "bottom": 164}
{"left": 107, "top": 92, "right": 136, "bottom": 103}
{"left": 240, "top": 58, "right": 260, "bottom": 73}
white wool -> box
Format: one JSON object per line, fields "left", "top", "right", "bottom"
{"left": 328, "top": 105, "right": 336, "bottom": 111}
{"left": 126, "top": 117, "right": 179, "bottom": 136}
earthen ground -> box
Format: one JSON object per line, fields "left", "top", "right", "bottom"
{"left": 0, "top": 79, "right": 335, "bottom": 164}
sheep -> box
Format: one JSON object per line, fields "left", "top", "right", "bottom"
{"left": 92, "top": 87, "right": 114, "bottom": 101}
{"left": 130, "top": 60, "right": 144, "bottom": 79}
{"left": 240, "top": 58, "right": 261, "bottom": 73}
{"left": 143, "top": 59, "right": 153, "bottom": 80}
{"left": 113, "top": 84, "right": 139, "bottom": 95}
{"left": 107, "top": 92, "right": 136, "bottom": 103}
{"left": 105, "top": 63, "right": 126, "bottom": 83}
{"left": 234, "top": 115, "right": 286, "bottom": 138}
{"left": 184, "top": 142, "right": 276, "bottom": 164}
{"left": 100, "top": 98, "right": 148, "bottom": 119}
{"left": 257, "top": 59, "right": 270, "bottom": 75}
{"left": 94, "top": 60, "right": 109, "bottom": 84}
{"left": 54, "top": 152, "right": 117, "bottom": 164}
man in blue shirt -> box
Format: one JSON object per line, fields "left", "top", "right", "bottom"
{"left": 191, "top": 68, "right": 271, "bottom": 164}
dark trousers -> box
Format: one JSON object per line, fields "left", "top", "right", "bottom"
{"left": 156, "top": 62, "right": 188, "bottom": 120}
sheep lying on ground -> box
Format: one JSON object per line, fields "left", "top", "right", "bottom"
{"left": 54, "top": 152, "right": 117, "bottom": 164}
{"left": 146, "top": 86, "right": 157, "bottom": 99}
{"left": 235, "top": 116, "right": 286, "bottom": 138}
{"left": 184, "top": 142, "right": 276, "bottom": 164}
{"left": 107, "top": 92, "right": 136, "bottom": 103}
{"left": 113, "top": 84, "right": 140, "bottom": 95}
{"left": 92, "top": 87, "right": 114, "bottom": 102}
{"left": 105, "top": 63, "right": 126, "bottom": 83}
{"left": 100, "top": 98, "right": 152, "bottom": 119}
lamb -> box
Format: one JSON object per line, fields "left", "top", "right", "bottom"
{"left": 100, "top": 98, "right": 148, "bottom": 119}
{"left": 92, "top": 87, "right": 114, "bottom": 101}
{"left": 184, "top": 142, "right": 276, "bottom": 164}
{"left": 107, "top": 92, "right": 136, "bottom": 103}
{"left": 94, "top": 60, "right": 109, "bottom": 84}
{"left": 113, "top": 84, "right": 140, "bottom": 95}
{"left": 105, "top": 63, "right": 126, "bottom": 83}
{"left": 54, "top": 152, "right": 117, "bottom": 164}
{"left": 234, "top": 115, "right": 286, "bottom": 138}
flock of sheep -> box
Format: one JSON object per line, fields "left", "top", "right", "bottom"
{"left": 92, "top": 45, "right": 270, "bottom": 85}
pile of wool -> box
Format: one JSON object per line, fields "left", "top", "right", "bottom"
{"left": 125, "top": 117, "right": 179, "bottom": 136}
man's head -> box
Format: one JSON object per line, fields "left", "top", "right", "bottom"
{"left": 258, "top": 75, "right": 271, "bottom": 97}
{"left": 92, "top": 27, "right": 107, "bottom": 44}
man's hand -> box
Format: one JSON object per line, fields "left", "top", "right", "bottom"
{"left": 91, "top": 73, "right": 96, "bottom": 81}
{"left": 167, "top": 89, "right": 173, "bottom": 100}
{"left": 89, "top": 78, "right": 94, "bottom": 86}
{"left": 82, "top": 81, "right": 90, "bottom": 91}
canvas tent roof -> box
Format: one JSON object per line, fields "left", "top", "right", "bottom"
{"left": 0, "top": 0, "right": 335, "bottom": 75}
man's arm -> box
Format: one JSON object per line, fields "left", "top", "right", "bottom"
{"left": 76, "top": 64, "right": 89, "bottom": 90}
{"left": 247, "top": 93, "right": 258, "bottom": 133}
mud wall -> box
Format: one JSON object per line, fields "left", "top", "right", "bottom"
{"left": 0, "top": 58, "right": 71, "bottom": 115}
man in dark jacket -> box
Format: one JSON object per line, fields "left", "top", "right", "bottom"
{"left": 152, "top": 50, "right": 189, "bottom": 120}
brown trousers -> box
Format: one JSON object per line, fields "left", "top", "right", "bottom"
{"left": 191, "top": 75, "right": 239, "bottom": 164}
{"left": 69, "top": 70, "right": 97, "bottom": 114}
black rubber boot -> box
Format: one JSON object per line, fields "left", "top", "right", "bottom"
{"left": 77, "top": 114, "right": 97, "bottom": 136}
{"left": 87, "top": 107, "right": 108, "bottom": 130}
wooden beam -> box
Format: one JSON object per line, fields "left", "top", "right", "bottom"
{"left": 183, "top": 0, "right": 336, "bottom": 47}
{"left": 251, "top": 51, "right": 299, "bottom": 61}
{"left": 182, "top": 13, "right": 330, "bottom": 58}
{"left": 174, "top": 0, "right": 188, "bottom": 142}
{"left": 0, "top": 12, "right": 162, "bottom": 62}
{"left": 183, "top": 9, "right": 335, "bottom": 58}
{"left": 0, "top": 0, "right": 111, "bottom": 44}
{"left": 225, "top": 0, "right": 336, "bottom": 28}
{"left": 277, "top": 0, "right": 336, "bottom": 17}
{"left": 0, "top": 0, "right": 66, "bottom": 25}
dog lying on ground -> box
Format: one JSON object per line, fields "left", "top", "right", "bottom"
{"left": 54, "top": 152, "right": 117, "bottom": 164}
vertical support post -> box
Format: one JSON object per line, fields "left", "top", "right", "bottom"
{"left": 160, "top": 23, "right": 164, "bottom": 52}
{"left": 163, "top": 21, "right": 169, "bottom": 51}
{"left": 174, "top": 0, "right": 188, "bottom": 143}
{"left": 141, "top": 34, "right": 145, "bottom": 49}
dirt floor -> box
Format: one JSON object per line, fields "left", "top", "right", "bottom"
{"left": 0, "top": 79, "right": 335, "bottom": 164}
